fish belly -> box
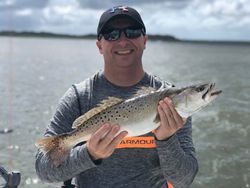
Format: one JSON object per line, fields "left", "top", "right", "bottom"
{"left": 119, "top": 113, "right": 158, "bottom": 137}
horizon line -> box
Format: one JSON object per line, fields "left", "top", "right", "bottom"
{"left": 0, "top": 30, "right": 250, "bottom": 44}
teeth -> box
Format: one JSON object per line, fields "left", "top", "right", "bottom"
{"left": 116, "top": 50, "right": 132, "bottom": 55}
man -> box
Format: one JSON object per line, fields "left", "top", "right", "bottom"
{"left": 35, "top": 5, "right": 198, "bottom": 188}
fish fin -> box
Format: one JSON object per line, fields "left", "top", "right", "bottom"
{"left": 133, "top": 86, "right": 156, "bottom": 97}
{"left": 100, "top": 96, "right": 123, "bottom": 106}
{"left": 35, "top": 135, "right": 71, "bottom": 167}
{"left": 72, "top": 97, "right": 123, "bottom": 128}
{"left": 153, "top": 113, "right": 161, "bottom": 123}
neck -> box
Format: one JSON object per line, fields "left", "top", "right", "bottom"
{"left": 104, "top": 65, "right": 145, "bottom": 87}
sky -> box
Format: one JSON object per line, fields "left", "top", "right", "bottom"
{"left": 0, "top": 0, "right": 250, "bottom": 41}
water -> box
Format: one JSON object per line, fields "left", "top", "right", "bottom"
{"left": 0, "top": 37, "right": 249, "bottom": 188}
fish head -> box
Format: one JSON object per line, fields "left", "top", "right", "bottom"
{"left": 173, "top": 83, "right": 222, "bottom": 117}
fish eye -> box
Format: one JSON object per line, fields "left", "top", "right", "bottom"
{"left": 196, "top": 85, "right": 206, "bottom": 92}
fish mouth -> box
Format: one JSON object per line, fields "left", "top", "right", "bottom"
{"left": 202, "top": 83, "right": 222, "bottom": 99}
{"left": 211, "top": 90, "right": 222, "bottom": 96}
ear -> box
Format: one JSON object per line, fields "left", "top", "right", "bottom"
{"left": 96, "top": 40, "right": 103, "bottom": 54}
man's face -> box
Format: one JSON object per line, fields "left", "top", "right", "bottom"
{"left": 96, "top": 18, "right": 148, "bottom": 69}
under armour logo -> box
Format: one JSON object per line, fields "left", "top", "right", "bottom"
{"left": 109, "top": 6, "right": 129, "bottom": 13}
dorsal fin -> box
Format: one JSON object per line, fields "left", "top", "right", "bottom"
{"left": 133, "top": 86, "right": 156, "bottom": 97}
{"left": 72, "top": 97, "right": 123, "bottom": 128}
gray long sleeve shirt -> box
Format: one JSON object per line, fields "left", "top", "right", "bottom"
{"left": 35, "top": 72, "right": 198, "bottom": 188}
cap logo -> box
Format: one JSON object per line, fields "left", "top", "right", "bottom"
{"left": 109, "top": 6, "right": 128, "bottom": 13}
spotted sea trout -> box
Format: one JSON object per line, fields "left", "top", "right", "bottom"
{"left": 35, "top": 82, "right": 222, "bottom": 167}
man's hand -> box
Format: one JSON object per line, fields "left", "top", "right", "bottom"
{"left": 154, "top": 97, "right": 187, "bottom": 140}
{"left": 87, "top": 123, "right": 128, "bottom": 160}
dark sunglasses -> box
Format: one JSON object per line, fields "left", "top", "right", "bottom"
{"left": 98, "top": 27, "right": 145, "bottom": 41}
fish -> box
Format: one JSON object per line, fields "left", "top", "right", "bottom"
{"left": 35, "top": 82, "right": 222, "bottom": 167}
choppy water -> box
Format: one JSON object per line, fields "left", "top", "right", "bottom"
{"left": 0, "top": 37, "right": 249, "bottom": 188}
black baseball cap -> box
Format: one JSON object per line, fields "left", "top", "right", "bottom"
{"left": 97, "top": 5, "right": 146, "bottom": 38}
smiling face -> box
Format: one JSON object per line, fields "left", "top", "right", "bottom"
{"left": 96, "top": 18, "right": 148, "bottom": 71}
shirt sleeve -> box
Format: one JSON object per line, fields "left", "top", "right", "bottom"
{"left": 155, "top": 117, "right": 198, "bottom": 188}
{"left": 35, "top": 87, "right": 98, "bottom": 182}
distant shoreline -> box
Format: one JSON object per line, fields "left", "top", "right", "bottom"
{"left": 0, "top": 31, "right": 178, "bottom": 41}
{"left": 0, "top": 31, "right": 249, "bottom": 44}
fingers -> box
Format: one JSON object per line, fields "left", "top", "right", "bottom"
{"left": 163, "top": 98, "right": 186, "bottom": 128}
{"left": 107, "top": 130, "right": 128, "bottom": 149}
{"left": 99, "top": 124, "right": 123, "bottom": 148}
{"left": 160, "top": 100, "right": 176, "bottom": 129}
{"left": 157, "top": 104, "right": 169, "bottom": 127}
{"left": 87, "top": 123, "right": 128, "bottom": 160}
{"left": 162, "top": 97, "right": 186, "bottom": 129}
{"left": 101, "top": 130, "right": 128, "bottom": 158}
{"left": 154, "top": 97, "right": 187, "bottom": 140}
{"left": 154, "top": 103, "right": 174, "bottom": 140}
{"left": 90, "top": 123, "right": 111, "bottom": 146}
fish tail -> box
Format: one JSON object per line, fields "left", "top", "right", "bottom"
{"left": 35, "top": 135, "right": 71, "bottom": 167}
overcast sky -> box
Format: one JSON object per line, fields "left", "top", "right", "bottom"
{"left": 1, "top": 0, "right": 250, "bottom": 41}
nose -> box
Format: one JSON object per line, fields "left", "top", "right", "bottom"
{"left": 117, "top": 32, "right": 128, "bottom": 47}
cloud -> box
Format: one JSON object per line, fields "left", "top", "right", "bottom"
{"left": 0, "top": 0, "right": 49, "bottom": 31}
{"left": 76, "top": 0, "right": 192, "bottom": 10}
{"left": 0, "top": 0, "right": 49, "bottom": 11}
{"left": 40, "top": 6, "right": 101, "bottom": 34}
{"left": 0, "top": 0, "right": 249, "bottom": 40}
{"left": 193, "top": 0, "right": 250, "bottom": 31}
{"left": 0, "top": 10, "right": 43, "bottom": 31}
{"left": 195, "top": 0, "right": 248, "bottom": 18}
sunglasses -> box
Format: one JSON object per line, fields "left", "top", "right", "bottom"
{"left": 98, "top": 27, "right": 145, "bottom": 41}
